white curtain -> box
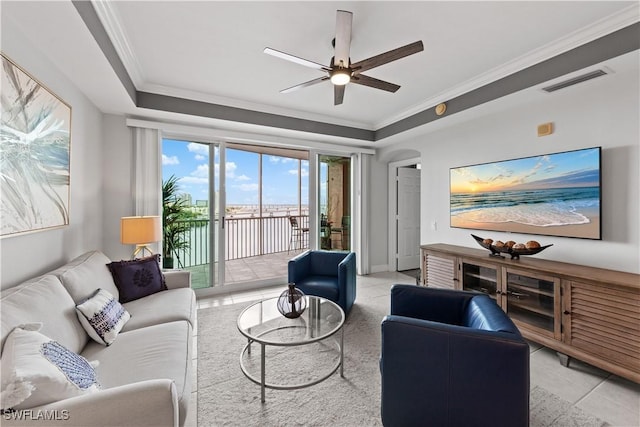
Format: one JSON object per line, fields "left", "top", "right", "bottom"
{"left": 131, "top": 127, "right": 162, "bottom": 253}
{"left": 353, "top": 153, "right": 371, "bottom": 275}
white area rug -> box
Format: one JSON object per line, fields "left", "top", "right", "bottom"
{"left": 197, "top": 284, "right": 609, "bottom": 426}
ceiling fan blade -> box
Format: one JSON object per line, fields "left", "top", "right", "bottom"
{"left": 334, "top": 10, "right": 353, "bottom": 68}
{"left": 351, "top": 74, "right": 400, "bottom": 92}
{"left": 334, "top": 84, "right": 345, "bottom": 105}
{"left": 351, "top": 41, "right": 424, "bottom": 74}
{"left": 264, "top": 47, "right": 331, "bottom": 72}
{"left": 281, "top": 76, "right": 330, "bottom": 94}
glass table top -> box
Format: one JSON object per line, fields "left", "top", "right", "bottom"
{"left": 237, "top": 296, "right": 345, "bottom": 346}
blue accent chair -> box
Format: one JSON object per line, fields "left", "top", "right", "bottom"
{"left": 288, "top": 250, "right": 356, "bottom": 315}
{"left": 381, "top": 285, "right": 530, "bottom": 427}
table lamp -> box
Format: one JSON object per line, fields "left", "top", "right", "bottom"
{"left": 120, "top": 216, "right": 161, "bottom": 259}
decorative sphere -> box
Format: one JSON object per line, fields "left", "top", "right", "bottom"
{"left": 277, "top": 283, "right": 307, "bottom": 319}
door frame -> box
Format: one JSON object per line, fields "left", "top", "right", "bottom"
{"left": 387, "top": 157, "right": 421, "bottom": 272}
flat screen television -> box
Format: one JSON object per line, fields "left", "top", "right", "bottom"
{"left": 450, "top": 147, "right": 601, "bottom": 240}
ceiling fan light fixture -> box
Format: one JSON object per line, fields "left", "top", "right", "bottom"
{"left": 330, "top": 68, "right": 351, "bottom": 85}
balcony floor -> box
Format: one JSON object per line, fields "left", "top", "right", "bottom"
{"left": 185, "top": 249, "right": 307, "bottom": 289}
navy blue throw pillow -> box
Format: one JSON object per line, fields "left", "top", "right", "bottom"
{"left": 107, "top": 254, "right": 167, "bottom": 303}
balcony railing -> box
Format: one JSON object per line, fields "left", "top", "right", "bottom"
{"left": 168, "top": 215, "right": 309, "bottom": 268}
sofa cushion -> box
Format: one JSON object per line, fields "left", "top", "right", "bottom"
{"left": 53, "top": 251, "right": 121, "bottom": 304}
{"left": 0, "top": 324, "right": 100, "bottom": 410}
{"left": 81, "top": 321, "right": 192, "bottom": 424}
{"left": 295, "top": 276, "right": 340, "bottom": 303}
{"left": 1, "top": 275, "right": 88, "bottom": 355}
{"left": 76, "top": 289, "right": 131, "bottom": 346}
{"left": 107, "top": 255, "right": 167, "bottom": 303}
{"left": 121, "top": 287, "right": 196, "bottom": 332}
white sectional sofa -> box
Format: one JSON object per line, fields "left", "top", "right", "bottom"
{"left": 1, "top": 251, "right": 196, "bottom": 427}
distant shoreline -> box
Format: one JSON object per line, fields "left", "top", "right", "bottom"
{"left": 451, "top": 209, "right": 600, "bottom": 239}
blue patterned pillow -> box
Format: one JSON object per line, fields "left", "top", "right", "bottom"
{"left": 107, "top": 254, "right": 167, "bottom": 303}
{"left": 76, "top": 289, "right": 131, "bottom": 345}
{"left": 0, "top": 324, "right": 100, "bottom": 411}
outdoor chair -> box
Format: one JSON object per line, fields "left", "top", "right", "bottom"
{"left": 288, "top": 216, "right": 309, "bottom": 253}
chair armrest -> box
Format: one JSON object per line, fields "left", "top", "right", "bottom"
{"left": 338, "top": 251, "right": 355, "bottom": 271}
{"left": 2, "top": 379, "right": 179, "bottom": 427}
{"left": 288, "top": 250, "right": 311, "bottom": 284}
{"left": 163, "top": 270, "right": 191, "bottom": 289}
{"left": 390, "top": 284, "right": 475, "bottom": 324}
{"left": 337, "top": 252, "right": 356, "bottom": 311}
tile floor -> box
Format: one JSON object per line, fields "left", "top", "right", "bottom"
{"left": 185, "top": 271, "right": 640, "bottom": 427}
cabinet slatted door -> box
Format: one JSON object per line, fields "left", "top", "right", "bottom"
{"left": 422, "top": 252, "right": 458, "bottom": 289}
{"left": 566, "top": 281, "right": 640, "bottom": 376}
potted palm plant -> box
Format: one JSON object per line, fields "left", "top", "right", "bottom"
{"left": 162, "top": 175, "right": 194, "bottom": 269}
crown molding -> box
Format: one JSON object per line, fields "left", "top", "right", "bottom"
{"left": 91, "top": 0, "right": 144, "bottom": 87}
{"left": 374, "top": 4, "right": 640, "bottom": 129}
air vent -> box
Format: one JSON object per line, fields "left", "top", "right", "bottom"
{"left": 542, "top": 69, "right": 608, "bottom": 93}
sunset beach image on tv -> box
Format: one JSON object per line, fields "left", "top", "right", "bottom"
{"left": 450, "top": 147, "right": 601, "bottom": 239}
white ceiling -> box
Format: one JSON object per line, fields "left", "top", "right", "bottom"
{"left": 3, "top": 1, "right": 639, "bottom": 146}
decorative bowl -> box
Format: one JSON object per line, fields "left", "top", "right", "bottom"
{"left": 471, "top": 234, "right": 552, "bottom": 259}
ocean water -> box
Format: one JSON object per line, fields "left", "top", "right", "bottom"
{"left": 450, "top": 187, "right": 599, "bottom": 227}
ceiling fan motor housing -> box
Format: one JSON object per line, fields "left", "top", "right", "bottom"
{"left": 329, "top": 56, "right": 352, "bottom": 85}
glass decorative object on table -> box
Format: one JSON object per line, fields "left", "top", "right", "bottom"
{"left": 277, "top": 283, "right": 307, "bottom": 319}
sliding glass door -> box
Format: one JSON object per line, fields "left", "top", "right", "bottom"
{"left": 223, "top": 144, "right": 309, "bottom": 286}
{"left": 162, "top": 138, "right": 311, "bottom": 291}
{"left": 162, "top": 138, "right": 221, "bottom": 290}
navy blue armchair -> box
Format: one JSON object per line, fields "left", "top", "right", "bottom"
{"left": 381, "top": 285, "right": 530, "bottom": 427}
{"left": 288, "top": 250, "right": 356, "bottom": 315}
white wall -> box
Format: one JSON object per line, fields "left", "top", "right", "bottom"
{"left": 380, "top": 65, "right": 639, "bottom": 274}
{"left": 0, "top": 20, "right": 105, "bottom": 289}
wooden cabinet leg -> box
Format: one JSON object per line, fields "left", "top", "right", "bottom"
{"left": 557, "top": 352, "right": 571, "bottom": 367}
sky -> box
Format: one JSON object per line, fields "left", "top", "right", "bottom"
{"left": 450, "top": 147, "right": 600, "bottom": 194}
{"left": 162, "top": 139, "right": 309, "bottom": 205}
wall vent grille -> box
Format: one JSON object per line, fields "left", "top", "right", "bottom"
{"left": 542, "top": 70, "right": 608, "bottom": 93}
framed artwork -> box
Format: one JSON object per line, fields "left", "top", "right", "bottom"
{"left": 1, "top": 53, "right": 72, "bottom": 237}
{"left": 450, "top": 147, "right": 601, "bottom": 240}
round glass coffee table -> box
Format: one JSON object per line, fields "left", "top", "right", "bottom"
{"left": 237, "top": 295, "right": 345, "bottom": 402}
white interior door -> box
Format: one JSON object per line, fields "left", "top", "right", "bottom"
{"left": 396, "top": 167, "right": 421, "bottom": 271}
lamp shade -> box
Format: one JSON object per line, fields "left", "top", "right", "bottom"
{"left": 120, "top": 216, "right": 161, "bottom": 245}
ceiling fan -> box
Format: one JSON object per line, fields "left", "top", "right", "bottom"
{"left": 264, "top": 10, "right": 424, "bottom": 105}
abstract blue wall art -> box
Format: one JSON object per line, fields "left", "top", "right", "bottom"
{"left": 1, "top": 53, "right": 71, "bottom": 237}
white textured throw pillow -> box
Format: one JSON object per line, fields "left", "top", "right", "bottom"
{"left": 76, "top": 288, "right": 130, "bottom": 345}
{"left": 0, "top": 323, "right": 100, "bottom": 410}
